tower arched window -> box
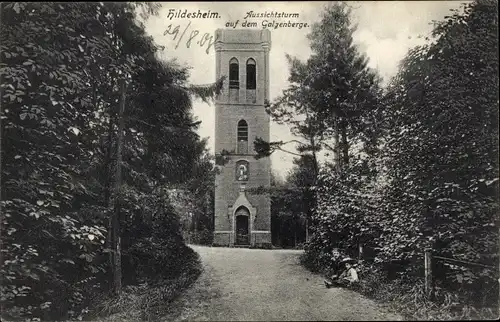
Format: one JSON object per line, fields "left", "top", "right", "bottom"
{"left": 229, "top": 58, "right": 239, "bottom": 89}
{"left": 246, "top": 58, "right": 256, "bottom": 90}
{"left": 237, "top": 120, "right": 248, "bottom": 154}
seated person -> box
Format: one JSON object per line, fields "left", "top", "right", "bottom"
{"left": 324, "top": 258, "right": 359, "bottom": 288}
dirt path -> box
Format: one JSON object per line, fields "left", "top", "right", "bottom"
{"left": 166, "top": 245, "right": 402, "bottom": 321}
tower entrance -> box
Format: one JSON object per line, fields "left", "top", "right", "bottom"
{"left": 235, "top": 207, "right": 250, "bottom": 245}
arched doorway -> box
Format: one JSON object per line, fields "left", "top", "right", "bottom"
{"left": 235, "top": 206, "right": 250, "bottom": 245}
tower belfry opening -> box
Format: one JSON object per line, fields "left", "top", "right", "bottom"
{"left": 213, "top": 29, "right": 272, "bottom": 248}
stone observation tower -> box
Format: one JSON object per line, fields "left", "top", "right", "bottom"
{"left": 213, "top": 29, "right": 272, "bottom": 247}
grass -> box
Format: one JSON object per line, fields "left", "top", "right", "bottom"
{"left": 300, "top": 253, "right": 498, "bottom": 321}
{"left": 356, "top": 275, "right": 498, "bottom": 321}
{"left": 87, "top": 251, "right": 203, "bottom": 322}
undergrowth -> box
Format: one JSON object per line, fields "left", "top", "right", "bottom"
{"left": 300, "top": 254, "right": 499, "bottom": 321}
{"left": 87, "top": 246, "right": 203, "bottom": 322}
{"left": 357, "top": 272, "right": 498, "bottom": 321}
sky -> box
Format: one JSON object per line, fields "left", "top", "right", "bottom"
{"left": 144, "top": 1, "right": 466, "bottom": 178}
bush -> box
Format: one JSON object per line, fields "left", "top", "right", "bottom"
{"left": 121, "top": 202, "right": 199, "bottom": 284}
{"left": 126, "top": 239, "right": 199, "bottom": 282}
{"left": 304, "top": 2, "right": 499, "bottom": 317}
{"left": 0, "top": 2, "right": 215, "bottom": 320}
{"left": 87, "top": 196, "right": 204, "bottom": 320}
{"left": 89, "top": 249, "right": 202, "bottom": 321}
{"left": 356, "top": 266, "right": 498, "bottom": 321}
{"left": 184, "top": 230, "right": 214, "bottom": 246}
{"left": 1, "top": 214, "right": 109, "bottom": 321}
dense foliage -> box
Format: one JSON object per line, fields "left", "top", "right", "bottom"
{"left": 301, "top": 0, "right": 499, "bottom": 316}
{"left": 254, "top": 2, "right": 381, "bottom": 247}
{"left": 1, "top": 2, "right": 218, "bottom": 320}
{"left": 256, "top": 0, "right": 499, "bottom": 318}
{"left": 175, "top": 162, "right": 216, "bottom": 246}
{"left": 268, "top": 159, "right": 313, "bottom": 248}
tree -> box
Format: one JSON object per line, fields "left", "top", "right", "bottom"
{"left": 254, "top": 2, "right": 381, "bottom": 244}
{"left": 376, "top": 0, "right": 498, "bottom": 298}
{"left": 269, "top": 165, "right": 311, "bottom": 248}
{"left": 0, "top": 2, "right": 223, "bottom": 319}
{"left": 304, "top": 1, "right": 381, "bottom": 169}
{"left": 304, "top": 0, "right": 499, "bottom": 313}
{"left": 286, "top": 156, "right": 316, "bottom": 245}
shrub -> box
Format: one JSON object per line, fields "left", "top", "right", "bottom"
{"left": 184, "top": 229, "right": 214, "bottom": 246}
{"left": 89, "top": 250, "right": 202, "bottom": 321}
{"left": 304, "top": 0, "right": 499, "bottom": 315}
{"left": 122, "top": 203, "right": 198, "bottom": 283}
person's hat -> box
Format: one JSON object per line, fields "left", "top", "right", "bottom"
{"left": 341, "top": 257, "right": 356, "bottom": 263}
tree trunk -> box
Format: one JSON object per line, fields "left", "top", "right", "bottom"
{"left": 310, "top": 137, "right": 320, "bottom": 178}
{"left": 275, "top": 225, "right": 279, "bottom": 247}
{"left": 340, "top": 119, "right": 349, "bottom": 166}
{"left": 110, "top": 78, "right": 126, "bottom": 296}
{"left": 104, "top": 131, "right": 115, "bottom": 206}
{"left": 305, "top": 217, "right": 309, "bottom": 243}
{"left": 279, "top": 220, "right": 283, "bottom": 247}
{"left": 294, "top": 225, "right": 297, "bottom": 247}
{"left": 307, "top": 135, "right": 320, "bottom": 245}
{"left": 332, "top": 115, "right": 341, "bottom": 171}
{"left": 104, "top": 85, "right": 115, "bottom": 290}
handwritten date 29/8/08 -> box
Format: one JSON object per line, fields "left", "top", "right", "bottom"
{"left": 163, "top": 21, "right": 218, "bottom": 55}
